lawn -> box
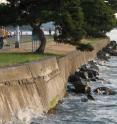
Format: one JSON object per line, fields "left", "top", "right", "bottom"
{"left": 0, "top": 37, "right": 108, "bottom": 67}
{"left": 81, "top": 38, "right": 106, "bottom": 45}
{"left": 0, "top": 53, "right": 49, "bottom": 67}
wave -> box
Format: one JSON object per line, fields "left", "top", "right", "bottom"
{"left": 5, "top": 108, "right": 44, "bottom": 124}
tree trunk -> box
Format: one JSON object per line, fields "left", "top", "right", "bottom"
{"left": 35, "top": 27, "right": 46, "bottom": 54}
{"left": 32, "top": 23, "right": 46, "bottom": 54}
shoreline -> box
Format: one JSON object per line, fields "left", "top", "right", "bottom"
{"left": 0, "top": 38, "right": 109, "bottom": 122}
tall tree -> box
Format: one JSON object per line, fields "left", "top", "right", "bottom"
{"left": 108, "top": 0, "right": 117, "bottom": 11}
{"left": 81, "top": 0, "right": 116, "bottom": 37}
{"left": 0, "top": 0, "right": 85, "bottom": 53}
{"left": 54, "top": 0, "right": 85, "bottom": 45}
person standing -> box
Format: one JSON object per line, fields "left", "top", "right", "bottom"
{"left": 0, "top": 27, "right": 4, "bottom": 49}
{"left": 49, "top": 28, "right": 52, "bottom": 36}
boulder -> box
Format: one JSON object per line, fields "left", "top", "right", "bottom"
{"left": 87, "top": 94, "right": 95, "bottom": 101}
{"left": 97, "top": 50, "right": 110, "bottom": 61}
{"left": 88, "top": 61, "right": 99, "bottom": 71}
{"left": 110, "top": 50, "right": 117, "bottom": 56}
{"left": 75, "top": 71, "right": 88, "bottom": 80}
{"left": 109, "top": 40, "right": 116, "bottom": 47}
{"left": 73, "top": 82, "right": 91, "bottom": 94}
{"left": 93, "top": 87, "right": 116, "bottom": 95}
{"left": 68, "top": 74, "right": 81, "bottom": 83}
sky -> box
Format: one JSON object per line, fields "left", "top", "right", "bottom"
{"left": 0, "top": 0, "right": 7, "bottom": 3}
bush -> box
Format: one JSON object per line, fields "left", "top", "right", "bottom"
{"left": 76, "top": 43, "right": 94, "bottom": 51}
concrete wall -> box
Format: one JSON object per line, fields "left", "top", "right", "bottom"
{"left": 0, "top": 39, "right": 108, "bottom": 122}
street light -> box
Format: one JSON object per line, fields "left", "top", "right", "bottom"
{"left": 15, "top": 16, "right": 20, "bottom": 48}
{"left": 15, "top": 25, "right": 20, "bottom": 48}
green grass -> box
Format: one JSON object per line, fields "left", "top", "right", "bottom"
{"left": 0, "top": 53, "right": 50, "bottom": 67}
{"left": 0, "top": 52, "right": 64, "bottom": 68}
{"left": 81, "top": 38, "right": 104, "bottom": 45}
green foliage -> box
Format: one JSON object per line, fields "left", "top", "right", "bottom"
{"left": 0, "top": 0, "right": 85, "bottom": 45}
{"left": 81, "top": 0, "right": 116, "bottom": 37}
{"left": 0, "top": 0, "right": 117, "bottom": 48}
{"left": 0, "top": 4, "right": 16, "bottom": 26}
{"left": 54, "top": 0, "right": 85, "bottom": 44}
{"left": 76, "top": 43, "right": 94, "bottom": 51}
{"left": 107, "top": 0, "right": 117, "bottom": 11}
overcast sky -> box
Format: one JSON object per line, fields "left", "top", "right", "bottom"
{"left": 0, "top": 0, "right": 7, "bottom": 3}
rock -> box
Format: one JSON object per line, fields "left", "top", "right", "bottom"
{"left": 80, "top": 64, "right": 88, "bottom": 71}
{"left": 73, "top": 82, "right": 91, "bottom": 94}
{"left": 102, "top": 47, "right": 112, "bottom": 53}
{"left": 93, "top": 87, "right": 116, "bottom": 95}
{"left": 88, "top": 60, "right": 99, "bottom": 71}
{"left": 87, "top": 70, "right": 99, "bottom": 79}
{"left": 75, "top": 71, "right": 88, "bottom": 80}
{"left": 110, "top": 50, "right": 117, "bottom": 56}
{"left": 67, "top": 84, "right": 75, "bottom": 92}
{"left": 110, "top": 40, "right": 116, "bottom": 47}
{"left": 97, "top": 50, "right": 110, "bottom": 61}
{"left": 75, "top": 64, "right": 99, "bottom": 82}
{"left": 68, "top": 72, "right": 86, "bottom": 84}
{"left": 68, "top": 74, "right": 80, "bottom": 83}
{"left": 87, "top": 94, "right": 95, "bottom": 101}
{"left": 99, "top": 41, "right": 117, "bottom": 57}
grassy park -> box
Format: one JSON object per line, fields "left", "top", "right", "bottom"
{"left": 0, "top": 0, "right": 115, "bottom": 68}
{"left": 0, "top": 35, "right": 108, "bottom": 68}
{"left": 0, "top": 53, "right": 48, "bottom": 67}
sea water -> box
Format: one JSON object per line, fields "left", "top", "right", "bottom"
{"left": 28, "top": 57, "right": 117, "bottom": 124}
{"left": 6, "top": 29, "right": 117, "bottom": 124}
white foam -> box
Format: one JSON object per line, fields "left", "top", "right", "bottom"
{"left": 5, "top": 108, "right": 44, "bottom": 124}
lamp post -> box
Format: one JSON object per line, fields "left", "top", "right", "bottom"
{"left": 15, "top": 15, "right": 21, "bottom": 48}
{"left": 15, "top": 25, "right": 20, "bottom": 48}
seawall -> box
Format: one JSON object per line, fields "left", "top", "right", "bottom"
{"left": 0, "top": 39, "right": 109, "bottom": 122}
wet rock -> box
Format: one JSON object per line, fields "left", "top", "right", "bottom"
{"left": 79, "top": 68, "right": 99, "bottom": 81}
{"left": 109, "top": 40, "right": 116, "bottom": 47}
{"left": 97, "top": 41, "right": 117, "bottom": 60}
{"left": 87, "top": 70, "right": 99, "bottom": 80}
{"left": 88, "top": 61, "right": 99, "bottom": 72}
{"left": 93, "top": 87, "right": 117, "bottom": 95}
{"left": 75, "top": 71, "right": 88, "bottom": 80}
{"left": 68, "top": 74, "right": 80, "bottom": 83}
{"left": 67, "top": 84, "right": 75, "bottom": 92}
{"left": 68, "top": 72, "right": 87, "bottom": 85}
{"left": 73, "top": 82, "right": 91, "bottom": 94}
{"left": 102, "top": 47, "right": 112, "bottom": 53}
{"left": 87, "top": 94, "right": 95, "bottom": 101}
{"left": 110, "top": 50, "right": 117, "bottom": 56}
{"left": 97, "top": 50, "right": 110, "bottom": 61}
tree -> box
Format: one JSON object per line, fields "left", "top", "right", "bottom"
{"left": 0, "top": 0, "right": 85, "bottom": 53}
{"left": 81, "top": 0, "right": 116, "bottom": 37}
{"left": 108, "top": 0, "right": 117, "bottom": 11}
{"left": 0, "top": 3, "right": 18, "bottom": 26}
{"left": 104, "top": 0, "right": 117, "bottom": 12}
{"left": 54, "top": 0, "right": 85, "bottom": 45}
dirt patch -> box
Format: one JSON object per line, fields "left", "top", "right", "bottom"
{"left": 0, "top": 41, "right": 76, "bottom": 55}
{"left": 0, "top": 38, "right": 109, "bottom": 55}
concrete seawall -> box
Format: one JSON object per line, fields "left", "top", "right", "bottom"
{"left": 0, "top": 39, "right": 109, "bottom": 122}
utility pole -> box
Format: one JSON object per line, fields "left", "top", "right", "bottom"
{"left": 15, "top": 25, "right": 20, "bottom": 48}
